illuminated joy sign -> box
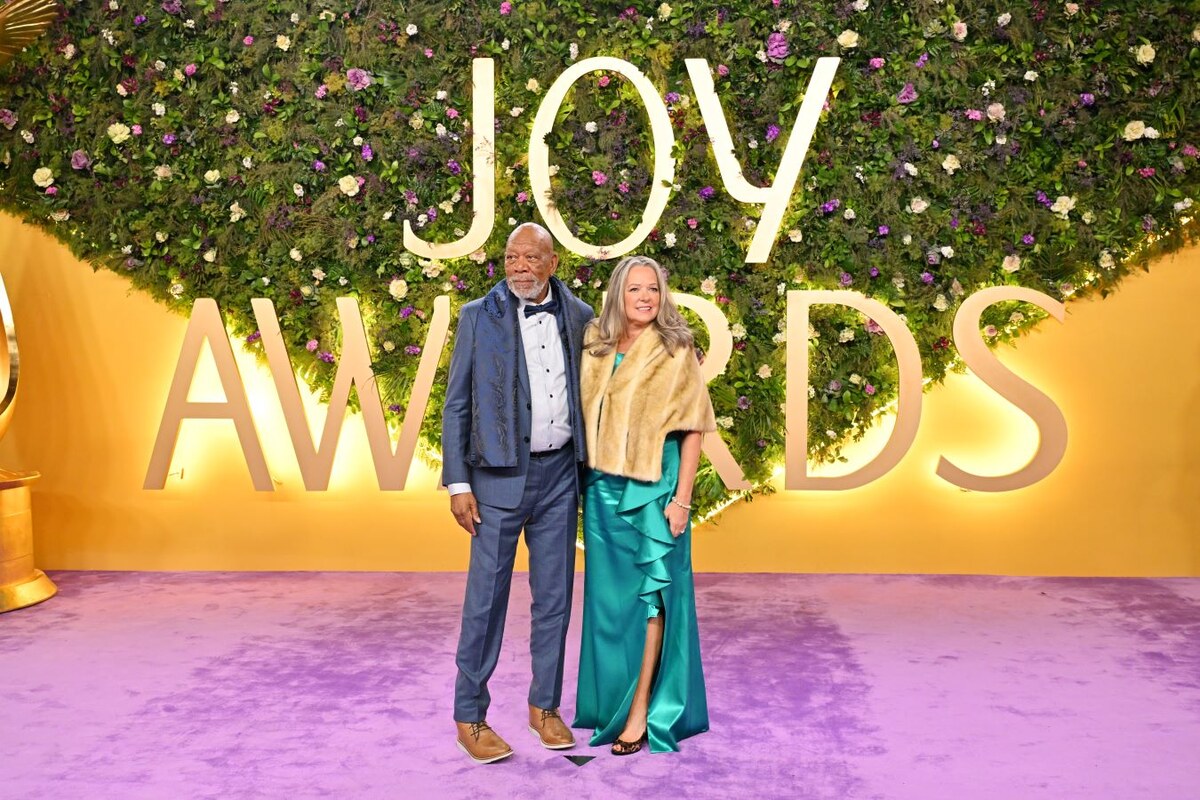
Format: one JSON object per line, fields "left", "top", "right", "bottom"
{"left": 143, "top": 58, "right": 1067, "bottom": 494}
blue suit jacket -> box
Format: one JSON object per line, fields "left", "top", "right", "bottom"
{"left": 442, "top": 277, "right": 594, "bottom": 509}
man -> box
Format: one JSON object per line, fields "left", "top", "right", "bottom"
{"left": 442, "top": 222, "right": 594, "bottom": 764}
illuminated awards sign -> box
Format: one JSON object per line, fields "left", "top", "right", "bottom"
{"left": 144, "top": 59, "right": 1067, "bottom": 495}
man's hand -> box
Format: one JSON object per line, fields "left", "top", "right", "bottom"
{"left": 451, "top": 491, "right": 482, "bottom": 536}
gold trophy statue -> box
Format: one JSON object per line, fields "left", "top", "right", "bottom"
{"left": 0, "top": 0, "right": 60, "bottom": 612}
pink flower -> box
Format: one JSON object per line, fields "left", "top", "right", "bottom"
{"left": 243, "top": 35, "right": 254, "bottom": 46}
{"left": 516, "top": 191, "right": 528, "bottom": 203}
{"left": 446, "top": 108, "right": 460, "bottom": 119}
{"left": 131, "top": 124, "right": 143, "bottom": 135}
{"left": 45, "top": 186, "right": 57, "bottom": 196}
{"left": 315, "top": 84, "right": 328, "bottom": 99}
{"left": 687, "top": 218, "right": 698, "bottom": 229}
{"left": 869, "top": 57, "right": 885, "bottom": 70}
{"left": 346, "top": 68, "right": 373, "bottom": 90}
{"left": 499, "top": 0, "right": 512, "bottom": 13}
{"left": 306, "top": 339, "right": 319, "bottom": 352}
{"left": 1138, "top": 167, "right": 1156, "bottom": 178}
{"left": 716, "top": 64, "right": 729, "bottom": 77}
{"left": 617, "top": 182, "right": 630, "bottom": 194}
{"left": 965, "top": 108, "right": 983, "bottom": 121}
{"left": 592, "top": 170, "right": 608, "bottom": 186}
{"left": 598, "top": 75, "right": 610, "bottom": 87}
{"left": 424, "top": 48, "right": 433, "bottom": 58}
{"left": 897, "top": 83, "right": 918, "bottom": 104}
{"left": 184, "top": 63, "right": 197, "bottom": 77}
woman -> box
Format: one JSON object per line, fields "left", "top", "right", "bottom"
{"left": 572, "top": 255, "right": 716, "bottom": 754}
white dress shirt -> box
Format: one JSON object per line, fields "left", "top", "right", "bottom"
{"left": 447, "top": 284, "right": 571, "bottom": 497}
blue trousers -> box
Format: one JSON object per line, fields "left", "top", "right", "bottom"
{"left": 453, "top": 447, "right": 578, "bottom": 722}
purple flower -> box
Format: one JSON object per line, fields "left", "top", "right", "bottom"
{"left": 1022, "top": 233, "right": 1035, "bottom": 245}
{"left": 664, "top": 91, "right": 681, "bottom": 105}
{"left": 70, "top": 149, "right": 91, "bottom": 170}
{"left": 346, "top": 68, "right": 373, "bottom": 91}
{"left": 965, "top": 108, "right": 983, "bottom": 121}
{"left": 446, "top": 108, "right": 460, "bottom": 119}
{"left": 404, "top": 345, "right": 422, "bottom": 355}
{"left": 361, "top": 144, "right": 374, "bottom": 161}
{"left": 162, "top": 133, "right": 176, "bottom": 145}
{"left": 315, "top": 84, "right": 328, "bottom": 99}
{"left": 404, "top": 189, "right": 418, "bottom": 205}
{"left": 499, "top": 0, "right": 513, "bottom": 14}
{"left": 737, "top": 395, "right": 751, "bottom": 410}
{"left": 388, "top": 404, "right": 402, "bottom": 413}
{"left": 698, "top": 186, "right": 715, "bottom": 201}
{"left": 864, "top": 384, "right": 876, "bottom": 396}
{"left": 400, "top": 306, "right": 415, "bottom": 319}
{"left": 184, "top": 63, "right": 197, "bottom": 77}
{"left": 0, "top": 108, "right": 16, "bottom": 129}
{"left": 819, "top": 198, "right": 841, "bottom": 215}
{"left": 839, "top": 271, "right": 853, "bottom": 287}
{"left": 920, "top": 271, "right": 934, "bottom": 284}
{"left": 915, "top": 52, "right": 929, "bottom": 69}
{"left": 877, "top": 225, "right": 889, "bottom": 236}
{"left": 828, "top": 380, "right": 842, "bottom": 392}
{"left": 318, "top": 351, "right": 335, "bottom": 363}
{"left": 516, "top": 191, "right": 528, "bottom": 203}
{"left": 161, "top": 0, "right": 181, "bottom": 14}
{"left": 447, "top": 159, "right": 462, "bottom": 176}
{"left": 868, "top": 57, "right": 885, "bottom": 70}
{"left": 931, "top": 139, "right": 940, "bottom": 149}
{"left": 868, "top": 266, "right": 881, "bottom": 278}
{"left": 306, "top": 339, "right": 319, "bottom": 352}
{"left": 134, "top": 14, "right": 147, "bottom": 25}
{"left": 897, "top": 83, "right": 918, "bottom": 104}
{"left": 246, "top": 331, "right": 262, "bottom": 344}
{"left": 1036, "top": 191, "right": 1053, "bottom": 208}
{"left": 765, "top": 123, "right": 781, "bottom": 143}
{"left": 313, "top": 160, "right": 326, "bottom": 172}
{"left": 1080, "top": 92, "right": 1095, "bottom": 107}
{"left": 766, "top": 32, "right": 789, "bottom": 61}
{"left": 1142, "top": 215, "right": 1157, "bottom": 232}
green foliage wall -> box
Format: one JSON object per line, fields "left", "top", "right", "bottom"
{"left": 2, "top": 0, "right": 1198, "bottom": 511}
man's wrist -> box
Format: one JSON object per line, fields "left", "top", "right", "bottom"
{"left": 447, "top": 482, "right": 473, "bottom": 496}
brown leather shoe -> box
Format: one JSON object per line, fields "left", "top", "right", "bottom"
{"left": 528, "top": 705, "right": 575, "bottom": 750}
{"left": 456, "top": 721, "right": 513, "bottom": 764}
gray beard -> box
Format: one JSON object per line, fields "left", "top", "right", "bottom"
{"left": 506, "top": 276, "right": 548, "bottom": 301}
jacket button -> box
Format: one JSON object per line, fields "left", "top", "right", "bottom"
{"left": 527, "top": 403, "right": 532, "bottom": 410}
{"left": 523, "top": 436, "right": 530, "bottom": 443}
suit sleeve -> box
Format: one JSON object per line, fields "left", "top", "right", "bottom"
{"left": 441, "top": 305, "right": 476, "bottom": 487}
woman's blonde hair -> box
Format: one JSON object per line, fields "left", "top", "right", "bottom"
{"left": 586, "top": 255, "right": 694, "bottom": 356}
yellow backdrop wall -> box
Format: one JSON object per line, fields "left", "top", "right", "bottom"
{"left": 1, "top": 214, "right": 1197, "bottom": 575}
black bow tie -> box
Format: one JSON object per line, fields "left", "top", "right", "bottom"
{"left": 523, "top": 299, "right": 558, "bottom": 317}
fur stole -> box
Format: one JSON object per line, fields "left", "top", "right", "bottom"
{"left": 581, "top": 323, "right": 717, "bottom": 482}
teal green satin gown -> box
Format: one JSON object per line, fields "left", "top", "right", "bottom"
{"left": 573, "top": 353, "right": 709, "bottom": 753}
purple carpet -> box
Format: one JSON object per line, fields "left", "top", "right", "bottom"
{"left": 1, "top": 572, "right": 1198, "bottom": 798}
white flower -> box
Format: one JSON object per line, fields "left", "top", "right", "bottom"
{"left": 152, "top": 102, "right": 166, "bottom": 116}
{"left": 1065, "top": 3, "right": 1079, "bottom": 16}
{"left": 1174, "top": 198, "right": 1194, "bottom": 213}
{"left": 261, "top": 277, "right": 271, "bottom": 286}
{"left": 290, "top": 248, "right": 303, "bottom": 262}
{"left": 664, "top": 232, "right": 677, "bottom": 247}
{"left": 1098, "top": 251, "right": 1115, "bottom": 270}
{"left": 787, "top": 229, "right": 803, "bottom": 242}
{"left": 204, "top": 169, "right": 221, "bottom": 184}
{"left": 1002, "top": 254, "right": 1021, "bottom": 273}
{"left": 116, "top": 84, "right": 128, "bottom": 97}
{"left": 996, "top": 134, "right": 1008, "bottom": 145}
{"left": 658, "top": 3, "right": 672, "bottom": 20}
{"left": 435, "top": 123, "right": 447, "bottom": 138}
{"left": 952, "top": 21, "right": 968, "bottom": 41}
{"left": 382, "top": 340, "right": 396, "bottom": 353}
{"left": 242, "top": 156, "right": 253, "bottom": 169}
{"left": 585, "top": 121, "right": 598, "bottom": 133}
{"left": 853, "top": 0, "right": 869, "bottom": 11}
{"left": 951, "top": 279, "right": 965, "bottom": 297}
{"left": 997, "top": 12, "right": 1012, "bottom": 27}
{"left": 1143, "top": 127, "right": 1160, "bottom": 139}
{"left": 757, "top": 364, "right": 773, "bottom": 379}
{"left": 717, "top": 416, "right": 735, "bottom": 429}
{"left": 748, "top": 139, "right": 758, "bottom": 149}
{"left": 107, "top": 122, "right": 131, "bottom": 143}
{"left": 203, "top": 248, "right": 217, "bottom": 263}
{"left": 903, "top": 162, "right": 918, "bottom": 177}
{"left": 1134, "top": 44, "right": 1155, "bottom": 65}
{"left": 311, "top": 268, "right": 326, "bottom": 281}
{"left": 940, "top": 246, "right": 955, "bottom": 258}
{"left": 300, "top": 285, "right": 313, "bottom": 297}
{"left": 526, "top": 78, "right": 540, "bottom": 93}
{"left": 730, "top": 323, "right": 747, "bottom": 339}
{"left": 942, "top": 154, "right": 961, "bottom": 174}
{"left": 907, "top": 197, "right": 929, "bottom": 214}
{"left": 1010, "top": 311, "right": 1025, "bottom": 324}
{"left": 32, "top": 167, "right": 54, "bottom": 187}
{"left": 20, "top": 129, "right": 33, "bottom": 144}
{"left": 290, "top": 12, "right": 300, "bottom": 24}
{"left": 1050, "top": 195, "right": 1076, "bottom": 219}
{"left": 338, "top": 175, "right": 360, "bottom": 196}
{"left": 338, "top": 277, "right": 349, "bottom": 286}
{"left": 1123, "top": 121, "right": 1146, "bottom": 141}
{"left": 838, "top": 328, "right": 855, "bottom": 343}
{"left": 388, "top": 278, "right": 409, "bottom": 300}
{"left": 1024, "top": 70, "right": 1038, "bottom": 82}
{"left": 226, "top": 110, "right": 240, "bottom": 124}
{"left": 843, "top": 207, "right": 856, "bottom": 220}
{"left": 169, "top": 283, "right": 185, "bottom": 298}
{"left": 772, "top": 331, "right": 786, "bottom": 344}
{"left": 406, "top": 23, "right": 418, "bottom": 36}
{"left": 901, "top": 234, "right": 912, "bottom": 245}
{"left": 229, "top": 201, "right": 246, "bottom": 222}
{"left": 755, "top": 49, "right": 769, "bottom": 63}
{"left": 775, "top": 20, "right": 792, "bottom": 33}
{"left": 155, "top": 231, "right": 169, "bottom": 242}
{"left": 154, "top": 59, "right": 166, "bottom": 71}
{"left": 569, "top": 42, "right": 579, "bottom": 60}
{"left": 700, "top": 276, "right": 717, "bottom": 295}
{"left": 837, "top": 30, "right": 859, "bottom": 48}
{"left": 276, "top": 35, "right": 291, "bottom": 51}
{"left": 510, "top": 106, "right": 524, "bottom": 117}
{"left": 154, "top": 165, "right": 173, "bottom": 180}
{"left": 293, "top": 183, "right": 305, "bottom": 198}
{"left": 63, "top": 43, "right": 76, "bottom": 60}
{"left": 501, "top": 38, "right": 510, "bottom": 51}
{"left": 1081, "top": 210, "right": 1095, "bottom": 224}
{"left": 986, "top": 102, "right": 1006, "bottom": 122}
{"left": 933, "top": 294, "right": 949, "bottom": 312}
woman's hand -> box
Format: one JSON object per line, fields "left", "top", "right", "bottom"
{"left": 664, "top": 502, "right": 690, "bottom": 538}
